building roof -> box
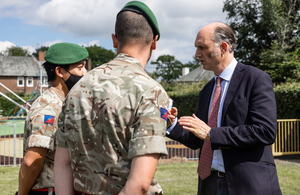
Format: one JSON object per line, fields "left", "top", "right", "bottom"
{"left": 0, "top": 56, "right": 43, "bottom": 77}
{"left": 177, "top": 65, "right": 215, "bottom": 82}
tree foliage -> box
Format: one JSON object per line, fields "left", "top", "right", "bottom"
{"left": 260, "top": 41, "right": 300, "bottom": 83}
{"left": 223, "top": 0, "right": 300, "bottom": 73}
{"left": 151, "top": 55, "right": 184, "bottom": 83}
{"left": 31, "top": 45, "right": 115, "bottom": 69}
{"left": 32, "top": 46, "right": 49, "bottom": 59}
{"left": 4, "top": 46, "right": 31, "bottom": 56}
{"left": 184, "top": 56, "right": 201, "bottom": 71}
{"left": 85, "top": 45, "right": 115, "bottom": 68}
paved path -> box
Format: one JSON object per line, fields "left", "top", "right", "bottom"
{"left": 274, "top": 154, "right": 300, "bottom": 165}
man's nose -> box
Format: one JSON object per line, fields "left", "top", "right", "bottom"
{"left": 195, "top": 49, "right": 201, "bottom": 57}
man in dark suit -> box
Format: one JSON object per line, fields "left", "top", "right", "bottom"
{"left": 167, "top": 22, "right": 282, "bottom": 195}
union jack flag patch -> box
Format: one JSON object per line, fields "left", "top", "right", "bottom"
{"left": 160, "top": 107, "right": 168, "bottom": 120}
{"left": 44, "top": 115, "right": 55, "bottom": 125}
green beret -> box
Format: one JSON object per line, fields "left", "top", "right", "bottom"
{"left": 119, "top": 1, "right": 160, "bottom": 40}
{"left": 44, "top": 42, "right": 89, "bottom": 65}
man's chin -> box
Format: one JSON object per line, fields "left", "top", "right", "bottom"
{"left": 201, "top": 63, "right": 208, "bottom": 69}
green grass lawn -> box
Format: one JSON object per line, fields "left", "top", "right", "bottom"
{"left": 0, "top": 166, "right": 19, "bottom": 195}
{"left": 1, "top": 161, "right": 300, "bottom": 195}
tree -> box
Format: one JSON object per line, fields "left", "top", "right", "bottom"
{"left": 223, "top": 0, "right": 300, "bottom": 65}
{"left": 259, "top": 0, "right": 300, "bottom": 83}
{"left": 4, "top": 46, "right": 31, "bottom": 56}
{"left": 151, "top": 55, "right": 183, "bottom": 83}
{"left": 184, "top": 56, "right": 201, "bottom": 71}
{"left": 32, "top": 46, "right": 49, "bottom": 59}
{"left": 223, "top": 0, "right": 300, "bottom": 83}
{"left": 260, "top": 41, "right": 300, "bottom": 83}
{"left": 85, "top": 45, "right": 115, "bottom": 68}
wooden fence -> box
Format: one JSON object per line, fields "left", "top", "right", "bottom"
{"left": 272, "top": 119, "right": 300, "bottom": 156}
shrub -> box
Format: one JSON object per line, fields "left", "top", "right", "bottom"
{"left": 0, "top": 93, "right": 32, "bottom": 116}
{"left": 165, "top": 81, "right": 300, "bottom": 119}
{"left": 274, "top": 82, "right": 300, "bottom": 119}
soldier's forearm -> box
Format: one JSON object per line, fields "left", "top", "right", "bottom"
{"left": 18, "top": 160, "right": 43, "bottom": 195}
{"left": 119, "top": 154, "right": 159, "bottom": 195}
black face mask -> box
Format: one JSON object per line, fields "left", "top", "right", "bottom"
{"left": 63, "top": 69, "right": 83, "bottom": 91}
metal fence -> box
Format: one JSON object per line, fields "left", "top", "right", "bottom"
{"left": 0, "top": 122, "right": 200, "bottom": 166}
{"left": 1, "top": 119, "right": 300, "bottom": 166}
{"left": 0, "top": 122, "right": 24, "bottom": 166}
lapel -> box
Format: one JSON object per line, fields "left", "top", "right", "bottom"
{"left": 221, "top": 62, "right": 245, "bottom": 124}
{"left": 198, "top": 79, "right": 215, "bottom": 123}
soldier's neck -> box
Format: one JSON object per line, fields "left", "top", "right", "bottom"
{"left": 117, "top": 45, "right": 152, "bottom": 69}
{"left": 50, "top": 79, "right": 69, "bottom": 98}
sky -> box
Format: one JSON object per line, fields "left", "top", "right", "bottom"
{"left": 0, "top": 0, "right": 227, "bottom": 72}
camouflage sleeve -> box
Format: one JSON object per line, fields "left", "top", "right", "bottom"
{"left": 25, "top": 105, "right": 60, "bottom": 152}
{"left": 128, "top": 85, "right": 169, "bottom": 159}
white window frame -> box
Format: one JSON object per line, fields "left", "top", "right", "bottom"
{"left": 27, "top": 77, "right": 33, "bottom": 87}
{"left": 17, "top": 77, "right": 24, "bottom": 87}
{"left": 42, "top": 76, "right": 48, "bottom": 87}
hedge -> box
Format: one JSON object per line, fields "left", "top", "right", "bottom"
{"left": 274, "top": 82, "right": 300, "bottom": 119}
{"left": 0, "top": 81, "right": 299, "bottom": 119}
{"left": 166, "top": 81, "right": 300, "bottom": 119}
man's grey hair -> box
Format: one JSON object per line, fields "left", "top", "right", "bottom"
{"left": 212, "top": 23, "right": 237, "bottom": 53}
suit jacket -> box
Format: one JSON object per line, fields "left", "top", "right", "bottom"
{"left": 167, "top": 62, "right": 282, "bottom": 195}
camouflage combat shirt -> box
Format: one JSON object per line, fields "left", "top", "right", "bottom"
{"left": 56, "top": 53, "right": 169, "bottom": 194}
{"left": 23, "top": 86, "right": 64, "bottom": 189}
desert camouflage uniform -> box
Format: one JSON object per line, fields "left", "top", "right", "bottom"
{"left": 56, "top": 53, "right": 170, "bottom": 195}
{"left": 23, "top": 85, "right": 64, "bottom": 189}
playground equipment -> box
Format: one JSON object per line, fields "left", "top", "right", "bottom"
{"left": 0, "top": 69, "right": 45, "bottom": 117}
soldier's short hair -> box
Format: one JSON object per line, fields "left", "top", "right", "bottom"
{"left": 115, "top": 11, "right": 154, "bottom": 49}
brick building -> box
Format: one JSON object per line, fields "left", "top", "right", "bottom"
{"left": 0, "top": 56, "right": 48, "bottom": 95}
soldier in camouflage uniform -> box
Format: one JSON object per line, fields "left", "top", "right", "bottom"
{"left": 54, "top": 1, "right": 170, "bottom": 195}
{"left": 17, "top": 42, "right": 88, "bottom": 195}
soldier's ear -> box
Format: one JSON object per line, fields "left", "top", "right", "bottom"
{"left": 151, "top": 35, "right": 158, "bottom": 50}
{"left": 112, "top": 34, "right": 118, "bottom": 48}
{"left": 55, "top": 66, "right": 64, "bottom": 78}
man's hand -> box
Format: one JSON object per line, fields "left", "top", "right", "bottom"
{"left": 168, "top": 107, "right": 178, "bottom": 126}
{"left": 178, "top": 114, "right": 211, "bottom": 140}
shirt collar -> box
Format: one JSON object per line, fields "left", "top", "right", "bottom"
{"left": 115, "top": 53, "right": 144, "bottom": 70}
{"left": 214, "top": 58, "right": 237, "bottom": 82}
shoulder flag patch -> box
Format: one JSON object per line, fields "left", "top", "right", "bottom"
{"left": 160, "top": 107, "right": 168, "bottom": 121}
{"left": 44, "top": 115, "right": 55, "bottom": 125}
